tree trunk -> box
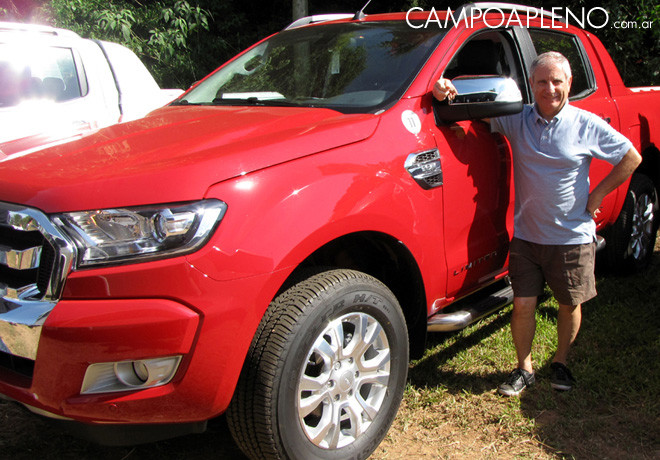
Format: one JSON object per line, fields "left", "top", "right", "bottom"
{"left": 292, "top": 0, "right": 308, "bottom": 21}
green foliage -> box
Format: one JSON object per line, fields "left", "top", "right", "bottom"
{"left": 49, "top": 0, "right": 102, "bottom": 37}
{"left": 153, "top": 1, "right": 210, "bottom": 53}
{"left": 527, "top": 0, "right": 659, "bottom": 86}
{"left": 596, "top": 0, "right": 660, "bottom": 86}
{"left": 46, "top": 1, "right": 659, "bottom": 90}
{"left": 49, "top": 0, "right": 213, "bottom": 88}
{"left": 96, "top": 8, "right": 136, "bottom": 43}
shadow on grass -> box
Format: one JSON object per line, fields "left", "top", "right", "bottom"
{"left": 519, "top": 249, "right": 660, "bottom": 459}
{"left": 407, "top": 307, "right": 514, "bottom": 394}
{"left": 405, "top": 245, "right": 660, "bottom": 459}
{"left": 408, "top": 288, "right": 562, "bottom": 393}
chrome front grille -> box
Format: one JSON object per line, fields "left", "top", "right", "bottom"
{"left": 0, "top": 223, "right": 47, "bottom": 301}
{"left": 0, "top": 202, "right": 75, "bottom": 361}
{"left": 0, "top": 236, "right": 43, "bottom": 269}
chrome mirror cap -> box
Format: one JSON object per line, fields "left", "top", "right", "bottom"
{"left": 450, "top": 76, "right": 522, "bottom": 104}
{"left": 434, "top": 76, "right": 523, "bottom": 123}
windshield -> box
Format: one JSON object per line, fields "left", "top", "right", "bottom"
{"left": 178, "top": 21, "right": 445, "bottom": 113}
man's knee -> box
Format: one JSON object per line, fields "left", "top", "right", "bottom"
{"left": 513, "top": 296, "right": 537, "bottom": 316}
{"left": 558, "top": 302, "right": 581, "bottom": 311}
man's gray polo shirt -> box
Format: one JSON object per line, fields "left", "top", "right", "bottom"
{"left": 491, "top": 103, "right": 632, "bottom": 245}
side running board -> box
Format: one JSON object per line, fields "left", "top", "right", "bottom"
{"left": 427, "top": 284, "right": 513, "bottom": 332}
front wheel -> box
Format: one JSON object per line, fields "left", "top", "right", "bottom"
{"left": 601, "top": 173, "right": 658, "bottom": 273}
{"left": 227, "top": 269, "right": 409, "bottom": 460}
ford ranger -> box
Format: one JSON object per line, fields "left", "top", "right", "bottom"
{"left": 0, "top": 4, "right": 658, "bottom": 460}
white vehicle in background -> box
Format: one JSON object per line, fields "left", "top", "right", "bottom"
{"left": 0, "top": 22, "right": 183, "bottom": 154}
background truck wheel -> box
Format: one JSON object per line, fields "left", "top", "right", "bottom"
{"left": 602, "top": 173, "right": 659, "bottom": 273}
{"left": 227, "top": 269, "right": 409, "bottom": 460}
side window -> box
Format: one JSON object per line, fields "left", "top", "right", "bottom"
{"left": 0, "top": 44, "right": 82, "bottom": 108}
{"left": 443, "top": 30, "right": 528, "bottom": 103}
{"left": 528, "top": 29, "right": 595, "bottom": 99}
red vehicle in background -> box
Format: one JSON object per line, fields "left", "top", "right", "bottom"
{"left": 0, "top": 4, "right": 658, "bottom": 459}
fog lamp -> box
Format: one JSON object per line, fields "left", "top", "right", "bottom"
{"left": 81, "top": 356, "right": 182, "bottom": 394}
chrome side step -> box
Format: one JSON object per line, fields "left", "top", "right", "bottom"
{"left": 427, "top": 284, "right": 513, "bottom": 332}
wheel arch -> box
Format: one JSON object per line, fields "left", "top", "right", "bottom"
{"left": 278, "top": 231, "right": 428, "bottom": 360}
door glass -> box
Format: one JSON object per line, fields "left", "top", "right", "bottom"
{"left": 0, "top": 44, "right": 82, "bottom": 107}
{"left": 528, "top": 29, "right": 595, "bottom": 99}
{"left": 443, "top": 30, "right": 528, "bottom": 103}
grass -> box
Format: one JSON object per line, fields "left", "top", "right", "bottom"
{"left": 1, "top": 238, "right": 658, "bottom": 459}
{"left": 372, "top": 237, "right": 660, "bottom": 459}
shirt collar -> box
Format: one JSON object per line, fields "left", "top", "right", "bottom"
{"left": 532, "top": 102, "right": 571, "bottom": 125}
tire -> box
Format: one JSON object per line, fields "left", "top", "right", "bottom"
{"left": 227, "top": 269, "right": 409, "bottom": 460}
{"left": 601, "top": 173, "right": 658, "bottom": 273}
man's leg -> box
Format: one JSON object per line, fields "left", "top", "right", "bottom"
{"left": 499, "top": 238, "right": 542, "bottom": 396}
{"left": 548, "top": 302, "right": 581, "bottom": 391}
{"left": 511, "top": 296, "right": 538, "bottom": 373}
{"left": 553, "top": 302, "right": 581, "bottom": 364}
{"left": 498, "top": 295, "right": 537, "bottom": 396}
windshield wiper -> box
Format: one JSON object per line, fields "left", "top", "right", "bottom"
{"left": 171, "top": 99, "right": 204, "bottom": 106}
{"left": 174, "top": 97, "right": 320, "bottom": 108}
{"left": 210, "top": 97, "right": 303, "bottom": 107}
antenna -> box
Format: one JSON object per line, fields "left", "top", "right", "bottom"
{"left": 353, "top": 0, "right": 372, "bottom": 20}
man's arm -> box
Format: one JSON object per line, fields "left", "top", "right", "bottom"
{"left": 587, "top": 147, "right": 642, "bottom": 218}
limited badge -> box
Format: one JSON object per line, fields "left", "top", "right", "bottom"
{"left": 401, "top": 110, "right": 421, "bottom": 135}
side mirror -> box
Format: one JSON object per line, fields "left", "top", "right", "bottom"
{"left": 434, "top": 76, "right": 523, "bottom": 123}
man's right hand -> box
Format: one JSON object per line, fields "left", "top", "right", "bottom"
{"left": 432, "top": 78, "right": 458, "bottom": 102}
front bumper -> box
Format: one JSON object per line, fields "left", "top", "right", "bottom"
{"left": 0, "top": 297, "right": 199, "bottom": 422}
{"left": 0, "top": 258, "right": 283, "bottom": 426}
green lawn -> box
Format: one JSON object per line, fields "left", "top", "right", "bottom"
{"left": 374, "top": 240, "right": 660, "bottom": 459}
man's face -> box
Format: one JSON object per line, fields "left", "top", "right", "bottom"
{"left": 530, "top": 62, "right": 572, "bottom": 120}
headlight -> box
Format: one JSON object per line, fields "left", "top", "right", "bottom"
{"left": 54, "top": 200, "right": 227, "bottom": 268}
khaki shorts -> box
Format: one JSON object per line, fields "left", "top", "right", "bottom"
{"left": 509, "top": 237, "right": 597, "bottom": 306}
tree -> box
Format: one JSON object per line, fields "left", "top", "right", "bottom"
{"left": 523, "top": 0, "right": 659, "bottom": 86}
{"left": 592, "top": 0, "right": 659, "bottom": 86}
{"left": 44, "top": 0, "right": 658, "bottom": 88}
{"left": 292, "top": 0, "right": 307, "bottom": 21}
{"left": 48, "top": 0, "right": 215, "bottom": 87}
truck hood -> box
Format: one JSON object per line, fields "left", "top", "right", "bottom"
{"left": 0, "top": 105, "right": 378, "bottom": 212}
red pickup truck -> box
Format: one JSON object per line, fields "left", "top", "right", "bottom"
{"left": 0, "top": 4, "right": 658, "bottom": 459}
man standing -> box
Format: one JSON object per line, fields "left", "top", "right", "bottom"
{"left": 433, "top": 51, "right": 641, "bottom": 395}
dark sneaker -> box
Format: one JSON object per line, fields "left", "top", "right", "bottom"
{"left": 498, "top": 368, "right": 535, "bottom": 396}
{"left": 550, "top": 362, "right": 575, "bottom": 391}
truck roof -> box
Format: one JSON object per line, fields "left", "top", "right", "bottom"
{"left": 285, "top": 3, "right": 567, "bottom": 29}
{"left": 0, "top": 21, "right": 81, "bottom": 39}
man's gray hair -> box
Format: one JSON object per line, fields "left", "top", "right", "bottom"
{"left": 530, "top": 51, "right": 572, "bottom": 80}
